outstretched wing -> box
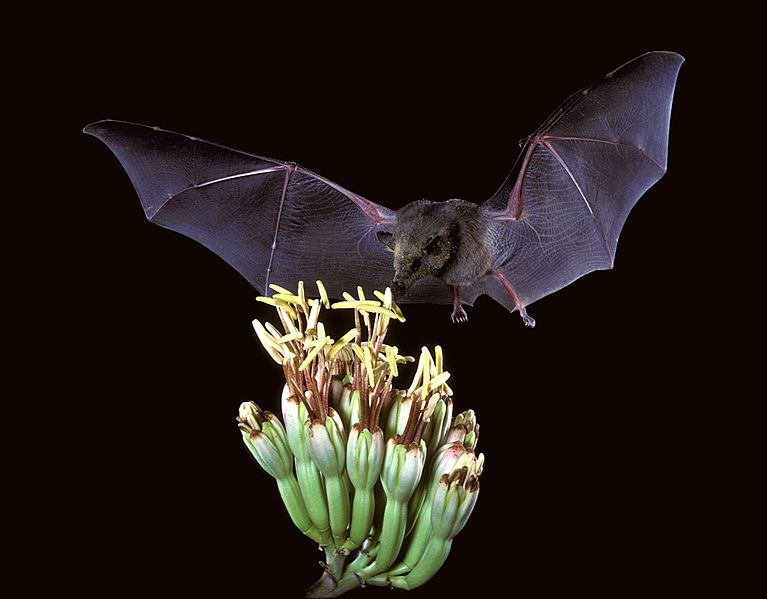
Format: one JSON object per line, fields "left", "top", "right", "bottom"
{"left": 85, "top": 120, "right": 396, "bottom": 298}
{"left": 480, "top": 51, "right": 684, "bottom": 312}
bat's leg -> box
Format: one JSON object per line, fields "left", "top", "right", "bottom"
{"left": 451, "top": 285, "right": 468, "bottom": 323}
{"left": 489, "top": 270, "right": 536, "bottom": 327}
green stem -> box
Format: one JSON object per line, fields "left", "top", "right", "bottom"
{"left": 305, "top": 571, "right": 362, "bottom": 598}
{"left": 325, "top": 475, "right": 350, "bottom": 546}
{"left": 276, "top": 475, "right": 321, "bottom": 543}
{"left": 354, "top": 499, "right": 406, "bottom": 579}
{"left": 305, "top": 547, "right": 356, "bottom": 598}
{"left": 346, "top": 541, "right": 376, "bottom": 571}
{"left": 388, "top": 538, "right": 452, "bottom": 590}
{"left": 375, "top": 499, "right": 407, "bottom": 570}
{"left": 391, "top": 491, "right": 433, "bottom": 574}
{"left": 295, "top": 458, "right": 331, "bottom": 543}
{"left": 346, "top": 486, "right": 375, "bottom": 549}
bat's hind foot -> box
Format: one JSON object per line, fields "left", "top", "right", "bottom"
{"left": 451, "top": 305, "right": 468, "bottom": 323}
{"left": 520, "top": 311, "right": 536, "bottom": 328}
{"left": 451, "top": 284, "right": 468, "bottom": 323}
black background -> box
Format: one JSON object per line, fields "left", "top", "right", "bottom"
{"left": 43, "top": 9, "right": 742, "bottom": 599}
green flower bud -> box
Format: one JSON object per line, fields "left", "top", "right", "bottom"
{"left": 238, "top": 402, "right": 292, "bottom": 480}
{"left": 345, "top": 425, "right": 385, "bottom": 549}
{"left": 421, "top": 395, "right": 453, "bottom": 457}
{"left": 381, "top": 437, "right": 425, "bottom": 503}
{"left": 349, "top": 390, "right": 362, "bottom": 429}
{"left": 384, "top": 393, "right": 414, "bottom": 440}
{"left": 280, "top": 385, "right": 312, "bottom": 460}
{"left": 330, "top": 378, "right": 354, "bottom": 430}
{"left": 431, "top": 459, "right": 481, "bottom": 540}
{"left": 445, "top": 409, "right": 479, "bottom": 450}
{"left": 428, "top": 443, "right": 471, "bottom": 489}
{"left": 308, "top": 409, "right": 350, "bottom": 546}
{"left": 346, "top": 425, "right": 384, "bottom": 490}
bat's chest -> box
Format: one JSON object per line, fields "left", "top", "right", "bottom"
{"left": 440, "top": 235, "right": 493, "bottom": 287}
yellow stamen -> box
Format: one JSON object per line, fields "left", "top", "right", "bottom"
{"left": 363, "top": 344, "right": 375, "bottom": 388}
{"left": 278, "top": 331, "right": 303, "bottom": 344}
{"left": 252, "top": 319, "right": 283, "bottom": 364}
{"left": 407, "top": 349, "right": 426, "bottom": 397}
{"left": 264, "top": 322, "right": 284, "bottom": 342}
{"left": 421, "top": 347, "right": 431, "bottom": 400}
{"left": 427, "top": 371, "right": 451, "bottom": 393}
{"left": 316, "top": 280, "right": 330, "bottom": 309}
{"left": 306, "top": 297, "right": 321, "bottom": 331}
{"left": 351, "top": 343, "right": 366, "bottom": 362}
{"left": 268, "top": 284, "right": 292, "bottom": 295}
{"left": 358, "top": 305, "right": 399, "bottom": 319}
{"left": 331, "top": 300, "right": 381, "bottom": 310}
{"left": 272, "top": 293, "right": 304, "bottom": 305}
{"left": 327, "top": 328, "right": 357, "bottom": 360}
{"left": 256, "top": 296, "right": 288, "bottom": 308}
{"left": 385, "top": 345, "right": 399, "bottom": 377}
{"left": 299, "top": 337, "right": 332, "bottom": 372}
{"left": 298, "top": 280, "right": 308, "bottom": 313}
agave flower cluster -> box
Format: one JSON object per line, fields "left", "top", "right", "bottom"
{"left": 237, "top": 281, "right": 484, "bottom": 597}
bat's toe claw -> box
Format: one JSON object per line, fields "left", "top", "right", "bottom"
{"left": 451, "top": 306, "right": 468, "bottom": 323}
{"left": 521, "top": 314, "right": 536, "bottom": 328}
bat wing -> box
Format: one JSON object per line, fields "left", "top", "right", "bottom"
{"left": 478, "top": 51, "right": 684, "bottom": 313}
{"left": 84, "top": 120, "right": 396, "bottom": 298}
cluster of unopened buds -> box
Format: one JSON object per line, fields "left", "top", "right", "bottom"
{"left": 237, "top": 281, "right": 484, "bottom": 597}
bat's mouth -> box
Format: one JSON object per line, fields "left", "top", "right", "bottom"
{"left": 391, "top": 279, "right": 410, "bottom": 299}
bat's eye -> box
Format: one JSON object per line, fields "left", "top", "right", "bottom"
{"left": 424, "top": 236, "right": 440, "bottom": 254}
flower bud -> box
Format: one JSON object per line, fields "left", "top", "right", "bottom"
{"left": 281, "top": 385, "right": 312, "bottom": 460}
{"left": 239, "top": 403, "right": 293, "bottom": 479}
{"left": 346, "top": 425, "right": 384, "bottom": 490}
{"left": 381, "top": 437, "right": 425, "bottom": 503}
{"left": 329, "top": 378, "right": 353, "bottom": 430}
{"left": 428, "top": 442, "right": 470, "bottom": 488}
{"left": 444, "top": 409, "right": 479, "bottom": 450}
{"left": 238, "top": 401, "right": 266, "bottom": 432}
{"left": 431, "top": 466, "right": 480, "bottom": 540}
{"left": 421, "top": 395, "right": 453, "bottom": 457}
{"left": 308, "top": 410, "right": 347, "bottom": 477}
{"left": 384, "top": 394, "right": 415, "bottom": 440}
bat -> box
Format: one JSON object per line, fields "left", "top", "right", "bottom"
{"left": 85, "top": 51, "right": 683, "bottom": 326}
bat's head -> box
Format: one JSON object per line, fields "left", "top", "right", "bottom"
{"left": 377, "top": 200, "right": 460, "bottom": 297}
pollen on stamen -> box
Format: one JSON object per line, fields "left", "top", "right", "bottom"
{"left": 269, "top": 283, "right": 292, "bottom": 295}
{"left": 272, "top": 293, "right": 304, "bottom": 305}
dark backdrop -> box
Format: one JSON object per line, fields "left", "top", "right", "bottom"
{"left": 56, "top": 12, "right": 730, "bottom": 599}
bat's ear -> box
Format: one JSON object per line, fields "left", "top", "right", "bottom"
{"left": 376, "top": 231, "right": 395, "bottom": 251}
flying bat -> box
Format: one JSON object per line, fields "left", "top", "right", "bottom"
{"left": 85, "top": 51, "right": 683, "bottom": 326}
